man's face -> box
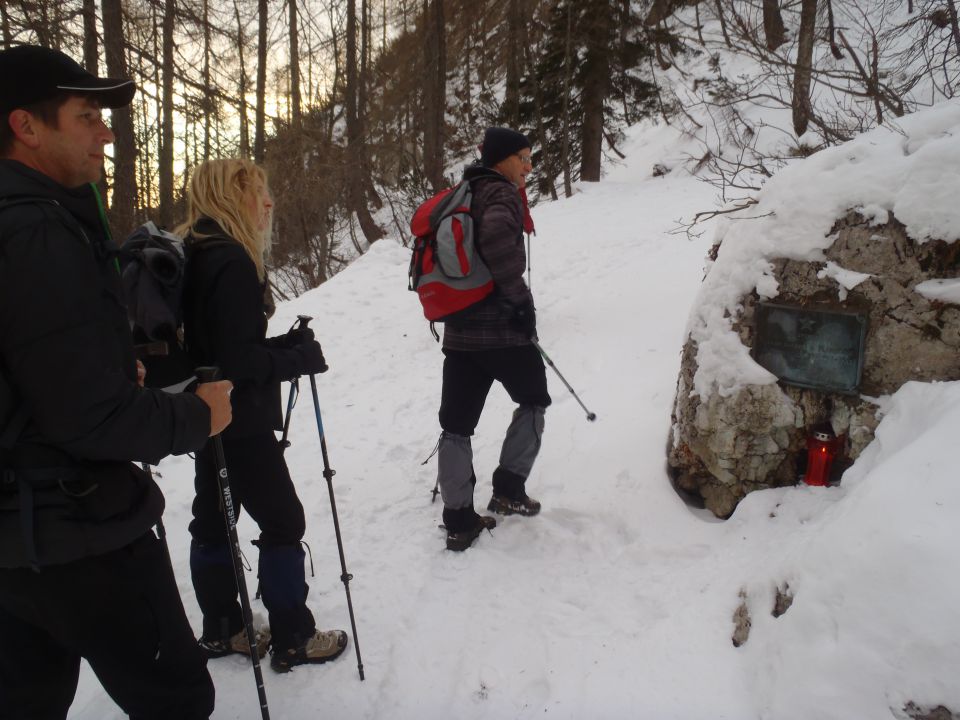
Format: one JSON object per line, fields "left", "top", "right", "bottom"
{"left": 494, "top": 149, "right": 533, "bottom": 188}
{"left": 31, "top": 96, "right": 115, "bottom": 188}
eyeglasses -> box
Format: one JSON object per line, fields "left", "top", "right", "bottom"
{"left": 515, "top": 153, "right": 533, "bottom": 166}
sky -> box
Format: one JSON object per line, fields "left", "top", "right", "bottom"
{"left": 66, "top": 93, "right": 960, "bottom": 719}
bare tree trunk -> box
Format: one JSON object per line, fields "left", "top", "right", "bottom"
{"left": 947, "top": 0, "right": 960, "bottom": 55}
{"left": 254, "top": 0, "right": 268, "bottom": 162}
{"left": 289, "top": 0, "right": 301, "bottom": 127}
{"left": 359, "top": 0, "right": 381, "bottom": 209}
{"left": 792, "top": 0, "right": 817, "bottom": 136}
{"left": 82, "top": 0, "right": 107, "bottom": 201}
{"left": 328, "top": 0, "right": 341, "bottom": 140}
{"left": 503, "top": 0, "right": 522, "bottom": 126}
{"left": 346, "top": 0, "right": 382, "bottom": 242}
{"left": 360, "top": 0, "right": 368, "bottom": 123}
{"left": 619, "top": 0, "right": 632, "bottom": 121}
{"left": 149, "top": 0, "right": 162, "bottom": 216}
{"left": 580, "top": 0, "right": 611, "bottom": 182}
{"left": 202, "top": 0, "right": 212, "bottom": 160}
{"left": 234, "top": 0, "right": 249, "bottom": 157}
{"left": 715, "top": 0, "right": 731, "bottom": 48}
{"left": 101, "top": 0, "right": 136, "bottom": 236}
{"left": 824, "top": 0, "right": 843, "bottom": 58}
{"left": 560, "top": 1, "right": 573, "bottom": 197}
{"left": 158, "top": 0, "right": 175, "bottom": 226}
{"left": 346, "top": 0, "right": 358, "bottom": 158}
{"left": 462, "top": 1, "right": 474, "bottom": 126}
{"left": 82, "top": 0, "right": 98, "bottom": 71}
{"left": 762, "top": 0, "right": 786, "bottom": 51}
{"left": 422, "top": 0, "right": 445, "bottom": 191}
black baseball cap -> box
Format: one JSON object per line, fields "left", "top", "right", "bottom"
{"left": 0, "top": 45, "right": 136, "bottom": 116}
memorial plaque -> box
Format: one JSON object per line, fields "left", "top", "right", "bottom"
{"left": 753, "top": 303, "right": 867, "bottom": 394}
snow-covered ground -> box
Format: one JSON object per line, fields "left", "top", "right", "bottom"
{"left": 69, "top": 105, "right": 960, "bottom": 719}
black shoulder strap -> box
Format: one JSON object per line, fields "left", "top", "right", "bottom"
{"left": 0, "top": 198, "right": 47, "bottom": 450}
{"left": 184, "top": 233, "right": 236, "bottom": 259}
{"left": 0, "top": 196, "right": 58, "bottom": 214}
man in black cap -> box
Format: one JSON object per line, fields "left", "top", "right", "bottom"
{"left": 436, "top": 126, "right": 551, "bottom": 552}
{"left": 0, "top": 45, "right": 232, "bottom": 719}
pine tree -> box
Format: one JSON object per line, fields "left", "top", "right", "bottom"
{"left": 521, "top": 0, "right": 656, "bottom": 196}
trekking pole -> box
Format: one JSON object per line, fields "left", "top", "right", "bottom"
{"left": 279, "top": 315, "right": 311, "bottom": 452}
{"left": 195, "top": 366, "right": 271, "bottom": 720}
{"left": 279, "top": 379, "right": 299, "bottom": 452}
{"left": 531, "top": 339, "right": 597, "bottom": 422}
{"left": 295, "top": 316, "right": 366, "bottom": 682}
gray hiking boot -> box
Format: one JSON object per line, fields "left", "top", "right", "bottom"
{"left": 199, "top": 627, "right": 271, "bottom": 659}
{"left": 270, "top": 629, "right": 349, "bottom": 673}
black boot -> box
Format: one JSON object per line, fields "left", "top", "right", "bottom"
{"left": 489, "top": 467, "right": 541, "bottom": 516}
{"left": 442, "top": 506, "right": 496, "bottom": 552}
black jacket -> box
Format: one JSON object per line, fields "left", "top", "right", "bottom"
{"left": 183, "top": 219, "right": 309, "bottom": 439}
{"left": 0, "top": 160, "right": 211, "bottom": 568}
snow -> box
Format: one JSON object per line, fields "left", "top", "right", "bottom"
{"left": 67, "top": 106, "right": 960, "bottom": 720}
{"left": 817, "top": 262, "right": 872, "bottom": 302}
{"left": 915, "top": 278, "right": 960, "bottom": 305}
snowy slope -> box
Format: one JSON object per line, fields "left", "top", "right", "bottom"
{"left": 68, "top": 111, "right": 960, "bottom": 720}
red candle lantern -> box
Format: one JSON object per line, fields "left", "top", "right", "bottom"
{"left": 803, "top": 426, "right": 843, "bottom": 486}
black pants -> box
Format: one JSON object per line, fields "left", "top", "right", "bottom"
{"left": 0, "top": 532, "right": 214, "bottom": 720}
{"left": 189, "top": 432, "right": 315, "bottom": 651}
{"left": 439, "top": 345, "right": 551, "bottom": 435}
{"left": 437, "top": 345, "right": 551, "bottom": 516}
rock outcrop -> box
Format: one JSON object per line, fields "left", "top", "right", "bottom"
{"left": 669, "top": 212, "right": 960, "bottom": 517}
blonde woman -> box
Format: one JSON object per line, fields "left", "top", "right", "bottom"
{"left": 179, "top": 158, "right": 347, "bottom": 673}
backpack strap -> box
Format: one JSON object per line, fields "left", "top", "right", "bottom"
{"left": 0, "top": 197, "right": 45, "bottom": 454}
{"left": 0, "top": 196, "right": 57, "bottom": 214}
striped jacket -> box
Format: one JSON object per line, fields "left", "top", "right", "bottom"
{"left": 442, "top": 164, "right": 534, "bottom": 351}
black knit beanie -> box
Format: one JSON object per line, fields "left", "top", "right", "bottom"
{"left": 479, "top": 127, "right": 531, "bottom": 168}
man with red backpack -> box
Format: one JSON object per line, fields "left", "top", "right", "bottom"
{"left": 437, "top": 127, "right": 551, "bottom": 552}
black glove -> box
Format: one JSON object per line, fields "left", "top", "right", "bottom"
{"left": 285, "top": 326, "right": 315, "bottom": 347}
{"left": 508, "top": 299, "right": 536, "bottom": 339}
{"left": 265, "top": 326, "right": 314, "bottom": 350}
{"left": 292, "top": 340, "right": 328, "bottom": 375}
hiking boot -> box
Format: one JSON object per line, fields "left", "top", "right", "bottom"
{"left": 199, "top": 627, "right": 271, "bottom": 659}
{"left": 487, "top": 492, "right": 541, "bottom": 517}
{"left": 445, "top": 514, "right": 497, "bottom": 552}
{"left": 270, "top": 629, "right": 348, "bottom": 673}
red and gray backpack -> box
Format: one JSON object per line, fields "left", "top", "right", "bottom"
{"left": 408, "top": 180, "right": 494, "bottom": 325}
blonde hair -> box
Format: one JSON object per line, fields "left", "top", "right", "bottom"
{"left": 177, "top": 158, "right": 273, "bottom": 280}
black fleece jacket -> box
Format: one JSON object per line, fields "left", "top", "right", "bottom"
{"left": 182, "top": 218, "right": 311, "bottom": 439}
{"left": 0, "top": 160, "right": 210, "bottom": 568}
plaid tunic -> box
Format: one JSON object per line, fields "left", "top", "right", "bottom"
{"left": 442, "top": 165, "right": 534, "bottom": 351}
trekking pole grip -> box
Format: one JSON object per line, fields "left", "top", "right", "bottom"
{"left": 296, "top": 314, "right": 313, "bottom": 328}
{"left": 195, "top": 366, "right": 220, "bottom": 385}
